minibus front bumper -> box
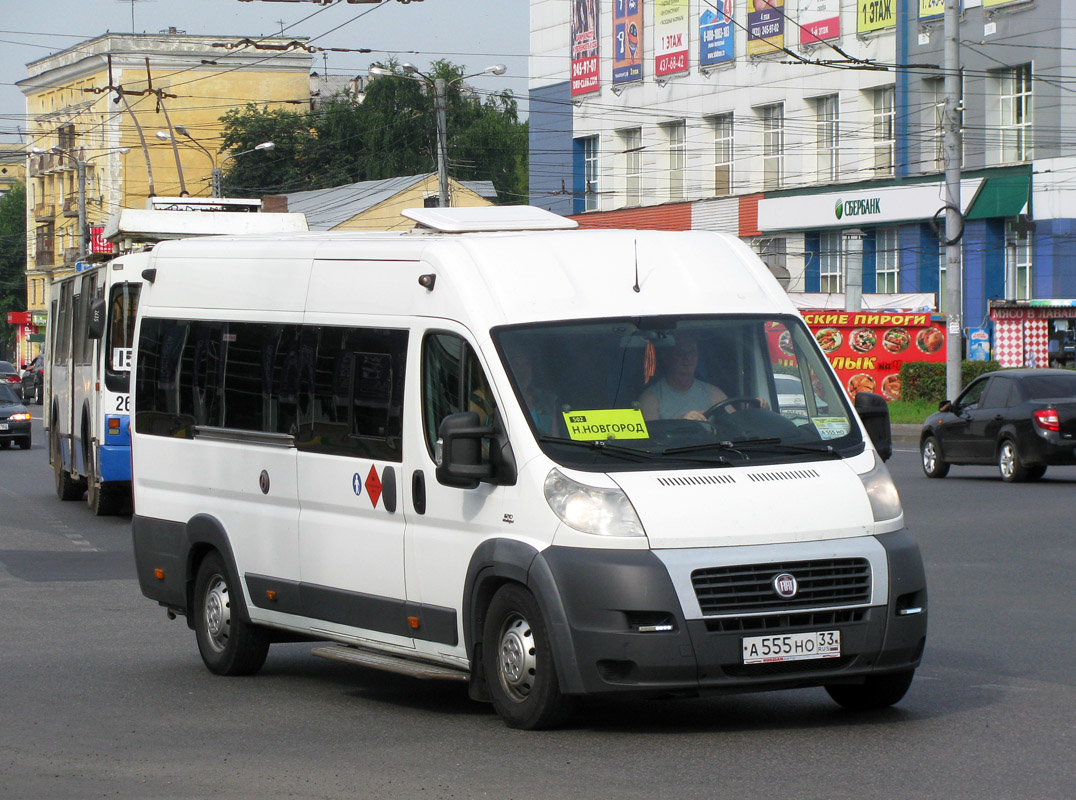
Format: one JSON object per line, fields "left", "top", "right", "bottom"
{"left": 535, "top": 529, "right": 926, "bottom": 696}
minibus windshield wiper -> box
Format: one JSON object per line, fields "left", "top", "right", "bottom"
{"left": 538, "top": 436, "right": 658, "bottom": 461}
{"left": 662, "top": 438, "right": 841, "bottom": 458}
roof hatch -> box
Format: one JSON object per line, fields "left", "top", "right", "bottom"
{"left": 402, "top": 205, "right": 579, "bottom": 233}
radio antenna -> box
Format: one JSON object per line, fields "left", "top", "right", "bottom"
{"left": 633, "top": 239, "right": 641, "bottom": 293}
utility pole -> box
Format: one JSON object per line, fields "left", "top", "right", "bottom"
{"left": 943, "top": 0, "right": 963, "bottom": 400}
{"left": 434, "top": 77, "right": 449, "bottom": 208}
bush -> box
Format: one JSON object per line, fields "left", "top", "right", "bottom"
{"left": 899, "top": 360, "right": 1002, "bottom": 402}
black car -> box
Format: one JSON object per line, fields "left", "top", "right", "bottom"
{"left": 20, "top": 354, "right": 43, "bottom": 404}
{"left": 920, "top": 368, "right": 1076, "bottom": 482}
{"left": 0, "top": 360, "right": 22, "bottom": 400}
{"left": 0, "top": 384, "right": 32, "bottom": 450}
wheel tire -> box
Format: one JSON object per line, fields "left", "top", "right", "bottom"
{"left": 998, "top": 439, "right": 1028, "bottom": 483}
{"left": 85, "top": 447, "right": 122, "bottom": 516}
{"left": 920, "top": 435, "right": 949, "bottom": 479}
{"left": 482, "top": 584, "right": 574, "bottom": 730}
{"left": 193, "top": 552, "right": 269, "bottom": 676}
{"left": 18, "top": 435, "right": 31, "bottom": 450}
{"left": 826, "top": 669, "right": 915, "bottom": 711}
{"left": 0, "top": 440, "right": 9, "bottom": 449}
{"left": 1026, "top": 464, "right": 1047, "bottom": 481}
{"left": 52, "top": 427, "right": 84, "bottom": 501}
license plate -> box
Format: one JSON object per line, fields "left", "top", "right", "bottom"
{"left": 742, "top": 630, "right": 841, "bottom": 664}
{"left": 0, "top": 422, "right": 8, "bottom": 430}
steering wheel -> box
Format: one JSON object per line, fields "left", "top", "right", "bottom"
{"left": 703, "top": 395, "right": 762, "bottom": 419}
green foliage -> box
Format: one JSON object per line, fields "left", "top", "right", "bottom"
{"left": 899, "top": 360, "right": 1002, "bottom": 402}
{"left": 218, "top": 59, "right": 528, "bottom": 203}
{"left": 886, "top": 399, "right": 942, "bottom": 425}
{"left": 0, "top": 184, "right": 27, "bottom": 356}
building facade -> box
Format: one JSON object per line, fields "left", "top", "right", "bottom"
{"left": 529, "top": 0, "right": 1076, "bottom": 360}
{"left": 17, "top": 32, "right": 312, "bottom": 312}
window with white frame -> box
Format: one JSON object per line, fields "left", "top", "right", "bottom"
{"left": 819, "top": 230, "right": 843, "bottom": 293}
{"left": 815, "top": 94, "right": 839, "bottom": 183}
{"left": 761, "top": 104, "right": 784, "bottom": 190}
{"left": 663, "top": 120, "right": 686, "bottom": 201}
{"left": 711, "top": 113, "right": 733, "bottom": 196}
{"left": 999, "top": 64, "right": 1033, "bottom": 163}
{"left": 873, "top": 86, "right": 895, "bottom": 176}
{"left": 1006, "top": 228, "right": 1033, "bottom": 300}
{"left": 582, "top": 135, "right": 600, "bottom": 212}
{"left": 875, "top": 228, "right": 899, "bottom": 294}
{"left": 620, "top": 127, "right": 643, "bottom": 206}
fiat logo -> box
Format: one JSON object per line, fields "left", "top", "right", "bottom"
{"left": 773, "top": 572, "right": 798, "bottom": 599}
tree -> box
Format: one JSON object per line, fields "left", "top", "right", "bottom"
{"left": 218, "top": 60, "right": 528, "bottom": 203}
{"left": 0, "top": 184, "right": 27, "bottom": 358}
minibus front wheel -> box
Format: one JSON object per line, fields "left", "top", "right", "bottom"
{"left": 193, "top": 551, "right": 270, "bottom": 676}
{"left": 483, "top": 584, "right": 574, "bottom": 730}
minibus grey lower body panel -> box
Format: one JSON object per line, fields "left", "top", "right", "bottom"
{"left": 539, "top": 530, "right": 927, "bottom": 696}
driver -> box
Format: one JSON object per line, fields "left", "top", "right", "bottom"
{"left": 638, "top": 335, "right": 729, "bottom": 421}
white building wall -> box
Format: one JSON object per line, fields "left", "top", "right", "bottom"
{"left": 531, "top": 0, "right": 898, "bottom": 212}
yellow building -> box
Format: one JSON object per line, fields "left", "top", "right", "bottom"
{"left": 17, "top": 32, "right": 312, "bottom": 310}
{"left": 279, "top": 173, "right": 497, "bottom": 231}
{"left": 0, "top": 144, "right": 26, "bottom": 197}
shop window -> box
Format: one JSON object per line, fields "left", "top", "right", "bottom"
{"left": 619, "top": 127, "right": 643, "bottom": 206}
{"left": 662, "top": 120, "right": 686, "bottom": 201}
{"left": 815, "top": 94, "right": 839, "bottom": 183}
{"left": 995, "top": 64, "right": 1033, "bottom": 163}
{"left": 583, "top": 135, "right": 600, "bottom": 211}
{"left": 819, "top": 231, "right": 843, "bottom": 293}
{"left": 759, "top": 104, "right": 784, "bottom": 190}
{"left": 1006, "top": 227, "right": 1033, "bottom": 301}
{"left": 875, "top": 228, "right": 899, "bottom": 294}
{"left": 710, "top": 113, "right": 733, "bottom": 196}
{"left": 872, "top": 86, "right": 895, "bottom": 176}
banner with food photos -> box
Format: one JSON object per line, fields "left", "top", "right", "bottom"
{"left": 802, "top": 312, "right": 947, "bottom": 402}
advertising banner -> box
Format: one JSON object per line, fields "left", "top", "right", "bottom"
{"left": 857, "top": 0, "right": 895, "bottom": 33}
{"left": 803, "top": 311, "right": 947, "bottom": 402}
{"left": 700, "top": 0, "right": 735, "bottom": 67}
{"left": 655, "top": 0, "right": 690, "bottom": 77}
{"left": 797, "top": 0, "right": 840, "bottom": 44}
{"left": 90, "top": 226, "right": 113, "bottom": 255}
{"left": 984, "top": 0, "right": 1028, "bottom": 6}
{"left": 748, "top": 0, "right": 785, "bottom": 56}
{"left": 918, "top": 0, "right": 943, "bottom": 19}
{"left": 613, "top": 0, "right": 644, "bottom": 84}
{"left": 571, "top": 0, "right": 601, "bottom": 96}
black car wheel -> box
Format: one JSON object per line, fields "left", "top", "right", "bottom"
{"left": 920, "top": 435, "right": 949, "bottom": 478}
{"left": 1026, "top": 464, "right": 1047, "bottom": 481}
{"left": 193, "top": 552, "right": 270, "bottom": 676}
{"left": 998, "top": 439, "right": 1029, "bottom": 483}
{"left": 18, "top": 434, "right": 30, "bottom": 450}
{"left": 826, "top": 669, "right": 915, "bottom": 711}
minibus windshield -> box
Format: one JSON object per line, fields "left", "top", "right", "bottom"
{"left": 494, "top": 315, "right": 862, "bottom": 469}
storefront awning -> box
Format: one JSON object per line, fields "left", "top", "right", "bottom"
{"left": 965, "top": 174, "right": 1030, "bottom": 220}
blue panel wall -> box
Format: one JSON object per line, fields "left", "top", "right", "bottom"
{"left": 804, "top": 231, "right": 820, "bottom": 292}
{"left": 1035, "top": 218, "right": 1076, "bottom": 299}
{"left": 898, "top": 225, "right": 922, "bottom": 292}
{"left": 918, "top": 224, "right": 940, "bottom": 297}
{"left": 528, "top": 81, "right": 574, "bottom": 216}
{"left": 862, "top": 230, "right": 878, "bottom": 293}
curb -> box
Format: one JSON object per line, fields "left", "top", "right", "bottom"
{"left": 892, "top": 424, "right": 920, "bottom": 444}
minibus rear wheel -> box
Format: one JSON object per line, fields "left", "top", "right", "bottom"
{"left": 193, "top": 552, "right": 269, "bottom": 676}
{"left": 482, "top": 583, "right": 574, "bottom": 730}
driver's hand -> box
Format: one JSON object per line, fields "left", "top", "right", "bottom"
{"left": 682, "top": 410, "right": 708, "bottom": 421}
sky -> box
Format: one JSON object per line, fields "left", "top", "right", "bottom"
{"left": 0, "top": 0, "right": 529, "bottom": 145}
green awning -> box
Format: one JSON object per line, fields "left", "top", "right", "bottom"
{"left": 966, "top": 173, "right": 1030, "bottom": 220}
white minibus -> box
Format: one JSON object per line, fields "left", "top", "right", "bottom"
{"left": 131, "top": 207, "right": 926, "bottom": 729}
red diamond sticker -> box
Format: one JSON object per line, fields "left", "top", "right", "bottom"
{"left": 365, "top": 465, "right": 382, "bottom": 509}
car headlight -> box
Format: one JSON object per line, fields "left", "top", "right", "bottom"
{"left": 9, "top": 412, "right": 30, "bottom": 421}
{"left": 859, "top": 453, "right": 903, "bottom": 522}
{"left": 543, "top": 468, "right": 645, "bottom": 537}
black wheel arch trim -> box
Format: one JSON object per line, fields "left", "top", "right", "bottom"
{"left": 463, "top": 538, "right": 586, "bottom": 696}
{"left": 185, "top": 513, "right": 253, "bottom": 627}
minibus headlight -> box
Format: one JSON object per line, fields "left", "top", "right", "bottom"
{"left": 544, "top": 468, "right": 645, "bottom": 538}
{"left": 859, "top": 453, "right": 903, "bottom": 522}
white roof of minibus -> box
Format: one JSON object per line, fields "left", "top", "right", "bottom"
{"left": 145, "top": 226, "right": 794, "bottom": 331}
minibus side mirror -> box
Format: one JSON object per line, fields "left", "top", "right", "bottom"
{"left": 854, "top": 391, "right": 892, "bottom": 462}
{"left": 87, "top": 298, "right": 107, "bottom": 340}
{"left": 435, "top": 411, "right": 518, "bottom": 489}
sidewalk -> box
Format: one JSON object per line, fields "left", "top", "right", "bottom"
{"left": 891, "top": 423, "right": 920, "bottom": 444}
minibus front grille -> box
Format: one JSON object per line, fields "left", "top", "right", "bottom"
{"left": 692, "top": 558, "right": 871, "bottom": 616}
{"left": 704, "top": 608, "right": 868, "bottom": 633}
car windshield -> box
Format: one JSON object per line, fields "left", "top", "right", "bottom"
{"left": 0, "top": 384, "right": 19, "bottom": 404}
{"left": 493, "top": 314, "right": 861, "bottom": 470}
{"left": 1022, "top": 374, "right": 1076, "bottom": 400}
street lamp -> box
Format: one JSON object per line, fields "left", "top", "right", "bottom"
{"left": 34, "top": 145, "right": 131, "bottom": 261}
{"left": 368, "top": 62, "right": 507, "bottom": 208}
{"left": 156, "top": 129, "right": 274, "bottom": 197}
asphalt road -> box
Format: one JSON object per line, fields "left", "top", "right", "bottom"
{"left": 2, "top": 417, "right": 1075, "bottom": 799}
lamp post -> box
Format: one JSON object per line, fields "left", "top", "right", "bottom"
{"left": 34, "top": 145, "right": 131, "bottom": 262}
{"left": 368, "top": 62, "right": 506, "bottom": 208}
{"left": 156, "top": 130, "right": 274, "bottom": 197}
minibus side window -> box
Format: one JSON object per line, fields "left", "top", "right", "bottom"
{"left": 296, "top": 325, "right": 407, "bottom": 462}
{"left": 421, "top": 333, "right": 494, "bottom": 457}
